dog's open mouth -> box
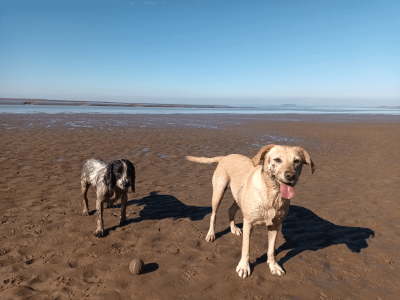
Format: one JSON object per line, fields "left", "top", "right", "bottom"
{"left": 279, "top": 182, "right": 295, "bottom": 199}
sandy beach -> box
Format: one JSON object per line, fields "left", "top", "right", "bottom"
{"left": 0, "top": 113, "right": 399, "bottom": 300}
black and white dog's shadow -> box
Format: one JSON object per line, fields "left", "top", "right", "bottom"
{"left": 129, "top": 191, "right": 212, "bottom": 221}
{"left": 254, "top": 205, "right": 375, "bottom": 270}
{"left": 104, "top": 191, "right": 211, "bottom": 235}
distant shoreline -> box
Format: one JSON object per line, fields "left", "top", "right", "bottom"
{"left": 1, "top": 98, "right": 399, "bottom": 117}
{"left": 0, "top": 98, "right": 235, "bottom": 109}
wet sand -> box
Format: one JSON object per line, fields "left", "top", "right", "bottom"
{"left": 0, "top": 113, "right": 399, "bottom": 299}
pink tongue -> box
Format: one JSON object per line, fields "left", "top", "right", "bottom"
{"left": 280, "top": 183, "right": 295, "bottom": 199}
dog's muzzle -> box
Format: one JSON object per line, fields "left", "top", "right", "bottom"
{"left": 122, "top": 182, "right": 131, "bottom": 188}
{"left": 284, "top": 171, "right": 296, "bottom": 181}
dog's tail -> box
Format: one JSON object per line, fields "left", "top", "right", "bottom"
{"left": 186, "top": 156, "right": 225, "bottom": 164}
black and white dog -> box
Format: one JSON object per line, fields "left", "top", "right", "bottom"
{"left": 81, "top": 158, "right": 136, "bottom": 237}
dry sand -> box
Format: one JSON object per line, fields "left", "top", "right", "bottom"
{"left": 0, "top": 113, "right": 399, "bottom": 299}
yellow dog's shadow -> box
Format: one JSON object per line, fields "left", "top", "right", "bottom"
{"left": 254, "top": 205, "right": 374, "bottom": 269}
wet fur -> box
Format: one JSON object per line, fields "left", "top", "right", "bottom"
{"left": 186, "top": 145, "right": 315, "bottom": 279}
{"left": 81, "top": 158, "right": 136, "bottom": 237}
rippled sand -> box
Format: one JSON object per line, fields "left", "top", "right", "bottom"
{"left": 0, "top": 113, "right": 399, "bottom": 299}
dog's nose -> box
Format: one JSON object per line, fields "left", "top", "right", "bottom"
{"left": 284, "top": 171, "right": 296, "bottom": 181}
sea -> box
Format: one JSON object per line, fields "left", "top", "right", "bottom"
{"left": 0, "top": 104, "right": 399, "bottom": 115}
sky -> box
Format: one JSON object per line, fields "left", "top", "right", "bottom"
{"left": 0, "top": 0, "right": 399, "bottom": 106}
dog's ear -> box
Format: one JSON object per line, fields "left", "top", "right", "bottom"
{"left": 295, "top": 147, "right": 316, "bottom": 174}
{"left": 252, "top": 145, "right": 275, "bottom": 167}
{"left": 126, "top": 160, "right": 136, "bottom": 193}
{"left": 104, "top": 162, "right": 116, "bottom": 192}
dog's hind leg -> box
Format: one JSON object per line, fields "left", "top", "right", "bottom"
{"left": 229, "top": 201, "right": 242, "bottom": 236}
{"left": 119, "top": 193, "right": 128, "bottom": 226}
{"left": 81, "top": 179, "right": 90, "bottom": 216}
{"left": 206, "top": 169, "right": 229, "bottom": 242}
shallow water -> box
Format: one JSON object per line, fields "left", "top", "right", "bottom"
{"left": 1, "top": 104, "right": 399, "bottom": 115}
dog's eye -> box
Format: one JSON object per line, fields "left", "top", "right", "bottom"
{"left": 294, "top": 159, "right": 300, "bottom": 164}
{"left": 274, "top": 158, "right": 281, "bottom": 163}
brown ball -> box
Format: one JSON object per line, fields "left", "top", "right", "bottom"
{"left": 129, "top": 258, "right": 144, "bottom": 275}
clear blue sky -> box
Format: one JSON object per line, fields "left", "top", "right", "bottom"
{"left": 1, "top": 0, "right": 399, "bottom": 106}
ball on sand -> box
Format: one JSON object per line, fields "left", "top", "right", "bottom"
{"left": 129, "top": 258, "right": 144, "bottom": 275}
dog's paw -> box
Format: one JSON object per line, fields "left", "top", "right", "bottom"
{"left": 236, "top": 260, "right": 251, "bottom": 279}
{"left": 205, "top": 233, "right": 215, "bottom": 242}
{"left": 93, "top": 231, "right": 104, "bottom": 238}
{"left": 268, "top": 261, "right": 285, "bottom": 276}
{"left": 119, "top": 219, "right": 128, "bottom": 226}
{"left": 230, "top": 226, "right": 242, "bottom": 236}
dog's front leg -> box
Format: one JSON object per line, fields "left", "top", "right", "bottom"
{"left": 119, "top": 193, "right": 128, "bottom": 226}
{"left": 236, "top": 220, "right": 252, "bottom": 279}
{"left": 267, "top": 225, "right": 285, "bottom": 275}
{"left": 94, "top": 199, "right": 105, "bottom": 237}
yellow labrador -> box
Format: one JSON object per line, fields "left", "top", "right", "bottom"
{"left": 187, "top": 145, "right": 315, "bottom": 279}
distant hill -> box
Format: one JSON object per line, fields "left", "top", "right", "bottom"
{"left": 0, "top": 98, "right": 233, "bottom": 109}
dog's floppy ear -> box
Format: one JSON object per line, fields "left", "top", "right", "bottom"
{"left": 104, "top": 162, "right": 116, "bottom": 192}
{"left": 252, "top": 144, "right": 275, "bottom": 167}
{"left": 296, "top": 147, "right": 316, "bottom": 174}
{"left": 124, "top": 159, "right": 136, "bottom": 193}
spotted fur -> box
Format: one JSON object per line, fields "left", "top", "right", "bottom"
{"left": 81, "top": 158, "right": 136, "bottom": 237}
